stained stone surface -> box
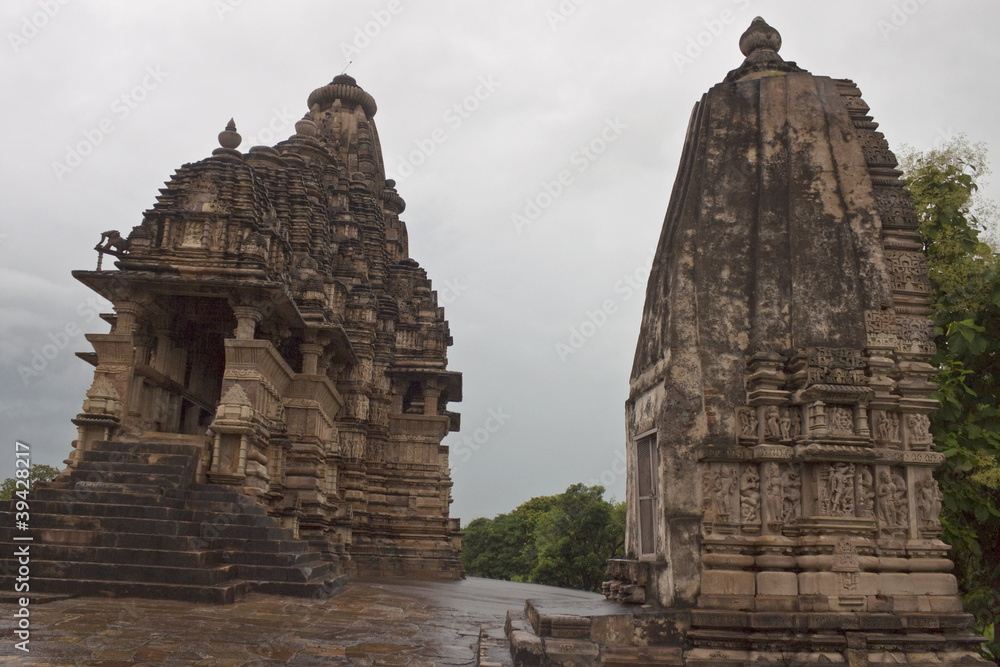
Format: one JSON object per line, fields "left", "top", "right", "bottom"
{"left": 0, "top": 578, "right": 599, "bottom": 665}
{"left": 509, "top": 16, "right": 988, "bottom": 667}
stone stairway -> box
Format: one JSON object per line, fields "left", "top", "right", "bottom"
{"left": 477, "top": 625, "right": 514, "bottom": 666}
{"left": 0, "top": 440, "right": 343, "bottom": 604}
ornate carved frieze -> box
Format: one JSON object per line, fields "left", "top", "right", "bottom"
{"left": 801, "top": 348, "right": 866, "bottom": 386}
{"left": 884, "top": 250, "right": 933, "bottom": 295}
{"left": 872, "top": 186, "right": 919, "bottom": 230}
{"left": 865, "top": 308, "right": 899, "bottom": 349}
{"left": 905, "top": 413, "right": 933, "bottom": 449}
{"left": 873, "top": 410, "right": 901, "bottom": 448}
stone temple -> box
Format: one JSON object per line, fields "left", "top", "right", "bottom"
{"left": 7, "top": 74, "right": 463, "bottom": 601}
{"left": 508, "top": 18, "right": 988, "bottom": 666}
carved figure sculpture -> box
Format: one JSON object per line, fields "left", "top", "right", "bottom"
{"left": 738, "top": 408, "right": 758, "bottom": 439}
{"left": 858, "top": 467, "right": 875, "bottom": 518}
{"left": 763, "top": 406, "right": 781, "bottom": 441}
{"left": 781, "top": 468, "right": 801, "bottom": 523}
{"left": 763, "top": 463, "right": 783, "bottom": 524}
{"left": 907, "top": 413, "right": 932, "bottom": 444}
{"left": 916, "top": 474, "right": 943, "bottom": 529}
{"left": 828, "top": 462, "right": 856, "bottom": 516}
{"left": 877, "top": 411, "right": 900, "bottom": 443}
{"left": 892, "top": 471, "right": 909, "bottom": 525}
{"left": 715, "top": 466, "right": 737, "bottom": 522}
{"left": 829, "top": 406, "right": 854, "bottom": 435}
{"left": 740, "top": 466, "right": 761, "bottom": 523}
{"left": 96, "top": 230, "right": 130, "bottom": 256}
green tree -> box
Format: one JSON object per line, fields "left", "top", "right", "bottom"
{"left": 900, "top": 135, "right": 1000, "bottom": 658}
{"left": 462, "top": 494, "right": 557, "bottom": 581}
{"left": 461, "top": 484, "right": 625, "bottom": 593}
{"left": 531, "top": 484, "right": 625, "bottom": 592}
{"left": 0, "top": 463, "right": 61, "bottom": 500}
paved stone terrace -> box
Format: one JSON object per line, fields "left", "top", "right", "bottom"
{"left": 0, "top": 577, "right": 602, "bottom": 665}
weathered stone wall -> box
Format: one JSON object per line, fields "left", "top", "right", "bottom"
{"left": 604, "top": 18, "right": 987, "bottom": 665}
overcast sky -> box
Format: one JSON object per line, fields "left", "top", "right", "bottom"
{"left": 1, "top": 0, "right": 998, "bottom": 522}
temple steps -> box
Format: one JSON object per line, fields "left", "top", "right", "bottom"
{"left": 16, "top": 560, "right": 240, "bottom": 586}
{"left": 0, "top": 544, "right": 222, "bottom": 568}
{"left": 32, "top": 487, "right": 187, "bottom": 508}
{"left": 18, "top": 577, "right": 249, "bottom": 605}
{"left": 0, "top": 439, "right": 343, "bottom": 604}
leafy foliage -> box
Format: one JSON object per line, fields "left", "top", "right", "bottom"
{"left": 900, "top": 136, "right": 1000, "bottom": 658}
{"left": 461, "top": 484, "right": 625, "bottom": 592}
{"left": 0, "top": 463, "right": 60, "bottom": 500}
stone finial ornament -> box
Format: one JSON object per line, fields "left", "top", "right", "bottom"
{"left": 725, "top": 16, "right": 801, "bottom": 82}
{"left": 294, "top": 116, "right": 318, "bottom": 137}
{"left": 739, "top": 16, "right": 781, "bottom": 57}
{"left": 218, "top": 118, "right": 242, "bottom": 149}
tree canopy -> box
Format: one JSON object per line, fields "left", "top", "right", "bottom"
{"left": 0, "top": 463, "right": 60, "bottom": 500}
{"left": 900, "top": 135, "right": 1000, "bottom": 658}
{"left": 461, "top": 483, "right": 625, "bottom": 593}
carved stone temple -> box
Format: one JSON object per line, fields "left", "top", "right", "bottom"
{"left": 9, "top": 74, "right": 463, "bottom": 601}
{"left": 507, "top": 18, "right": 988, "bottom": 666}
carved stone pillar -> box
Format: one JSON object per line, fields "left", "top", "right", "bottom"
{"left": 422, "top": 383, "right": 441, "bottom": 416}
{"left": 113, "top": 301, "right": 141, "bottom": 335}
{"left": 300, "top": 342, "right": 323, "bottom": 375}
{"left": 231, "top": 305, "right": 261, "bottom": 340}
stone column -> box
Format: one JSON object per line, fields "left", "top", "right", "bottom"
{"left": 422, "top": 383, "right": 441, "bottom": 416}
{"left": 300, "top": 342, "right": 323, "bottom": 375}
{"left": 231, "top": 305, "right": 262, "bottom": 340}
{"left": 113, "top": 301, "right": 141, "bottom": 335}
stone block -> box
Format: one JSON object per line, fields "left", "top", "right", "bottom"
{"left": 910, "top": 573, "right": 959, "bottom": 596}
{"left": 601, "top": 645, "right": 682, "bottom": 666}
{"left": 889, "top": 595, "right": 919, "bottom": 612}
{"left": 697, "top": 594, "right": 755, "bottom": 611}
{"left": 877, "top": 572, "right": 958, "bottom": 596}
{"left": 541, "top": 637, "right": 599, "bottom": 666}
{"left": 876, "top": 572, "right": 911, "bottom": 595}
{"left": 799, "top": 595, "right": 831, "bottom": 612}
{"left": 750, "top": 612, "right": 800, "bottom": 630}
{"left": 508, "top": 630, "right": 545, "bottom": 667}
{"left": 867, "top": 595, "right": 892, "bottom": 613}
{"left": 927, "top": 596, "right": 965, "bottom": 613}
{"left": 756, "top": 571, "right": 797, "bottom": 596}
{"left": 589, "top": 614, "right": 634, "bottom": 646}
{"left": 701, "top": 569, "right": 755, "bottom": 596}
{"left": 754, "top": 595, "right": 799, "bottom": 612}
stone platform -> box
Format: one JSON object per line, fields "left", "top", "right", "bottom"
{"left": 0, "top": 577, "right": 600, "bottom": 665}
{"left": 506, "top": 598, "right": 688, "bottom": 666}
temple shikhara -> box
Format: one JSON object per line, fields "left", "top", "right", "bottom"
{"left": 19, "top": 74, "right": 463, "bottom": 601}
{"left": 508, "top": 18, "right": 988, "bottom": 666}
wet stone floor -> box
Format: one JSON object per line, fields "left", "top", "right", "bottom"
{"left": 0, "top": 577, "right": 602, "bottom": 666}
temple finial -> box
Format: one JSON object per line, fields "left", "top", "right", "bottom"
{"left": 739, "top": 17, "right": 782, "bottom": 58}
{"left": 218, "top": 118, "right": 241, "bottom": 150}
